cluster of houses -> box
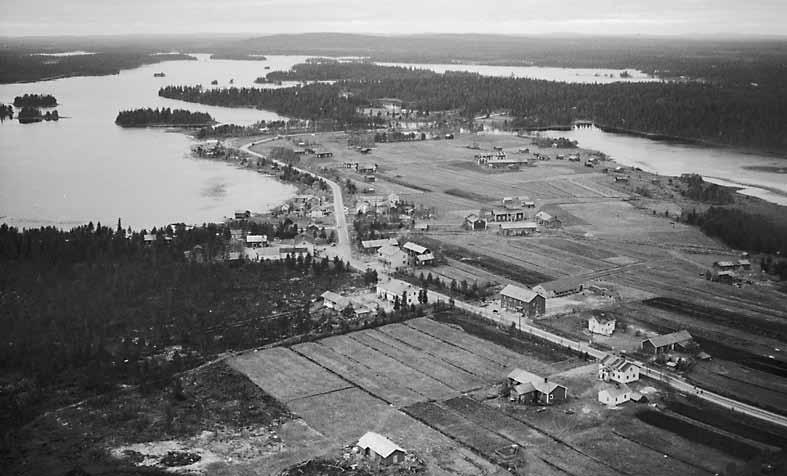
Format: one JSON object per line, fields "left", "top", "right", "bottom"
{"left": 291, "top": 139, "right": 334, "bottom": 158}
{"left": 475, "top": 148, "right": 530, "bottom": 168}
{"left": 365, "top": 240, "right": 435, "bottom": 271}
{"left": 354, "top": 192, "right": 400, "bottom": 215}
{"left": 710, "top": 259, "right": 752, "bottom": 284}
{"left": 278, "top": 194, "right": 332, "bottom": 220}
{"left": 464, "top": 198, "right": 561, "bottom": 236}
{"left": 226, "top": 228, "right": 317, "bottom": 262}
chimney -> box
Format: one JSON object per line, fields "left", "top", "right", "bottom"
{"left": 544, "top": 377, "right": 548, "bottom": 383}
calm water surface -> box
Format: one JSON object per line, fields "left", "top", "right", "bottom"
{"left": 0, "top": 54, "right": 309, "bottom": 230}
{"left": 544, "top": 126, "right": 787, "bottom": 205}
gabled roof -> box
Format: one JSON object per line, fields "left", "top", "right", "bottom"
{"left": 507, "top": 368, "right": 541, "bottom": 384}
{"left": 321, "top": 291, "right": 348, "bottom": 306}
{"left": 599, "top": 383, "right": 631, "bottom": 400}
{"left": 500, "top": 221, "right": 538, "bottom": 230}
{"left": 514, "top": 382, "right": 535, "bottom": 394}
{"left": 589, "top": 315, "right": 616, "bottom": 325}
{"left": 465, "top": 214, "right": 480, "bottom": 222}
{"left": 357, "top": 432, "right": 404, "bottom": 458}
{"left": 600, "top": 354, "right": 638, "bottom": 372}
{"left": 535, "top": 278, "right": 585, "bottom": 293}
{"left": 535, "top": 211, "right": 553, "bottom": 221}
{"left": 737, "top": 259, "right": 751, "bottom": 266}
{"left": 501, "top": 284, "right": 540, "bottom": 303}
{"left": 362, "top": 238, "right": 398, "bottom": 249}
{"left": 377, "top": 244, "right": 405, "bottom": 257}
{"left": 532, "top": 379, "right": 564, "bottom": 395}
{"left": 377, "top": 278, "right": 414, "bottom": 295}
{"left": 246, "top": 234, "right": 266, "bottom": 243}
{"left": 403, "top": 242, "right": 428, "bottom": 254}
{"left": 644, "top": 330, "right": 693, "bottom": 348}
{"left": 416, "top": 253, "right": 435, "bottom": 262}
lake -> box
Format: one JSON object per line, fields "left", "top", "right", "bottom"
{"left": 543, "top": 126, "right": 787, "bottom": 206}
{"left": 0, "top": 54, "right": 310, "bottom": 230}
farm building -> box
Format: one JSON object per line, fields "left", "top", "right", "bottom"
{"left": 361, "top": 238, "right": 399, "bottom": 252}
{"left": 641, "top": 330, "right": 694, "bottom": 355}
{"left": 234, "top": 210, "right": 251, "bottom": 220}
{"left": 245, "top": 234, "right": 267, "bottom": 248}
{"left": 143, "top": 234, "right": 156, "bottom": 244}
{"left": 357, "top": 432, "right": 406, "bottom": 465}
{"left": 533, "top": 278, "right": 585, "bottom": 298}
{"left": 321, "top": 291, "right": 350, "bottom": 311}
{"left": 535, "top": 211, "right": 561, "bottom": 228}
{"left": 714, "top": 270, "right": 735, "bottom": 284}
{"left": 598, "top": 354, "right": 640, "bottom": 383}
{"left": 738, "top": 259, "right": 752, "bottom": 270}
{"left": 712, "top": 261, "right": 736, "bottom": 271}
{"left": 499, "top": 222, "right": 538, "bottom": 236}
{"left": 314, "top": 150, "right": 333, "bottom": 158}
{"left": 357, "top": 164, "right": 377, "bottom": 174}
{"left": 588, "top": 315, "right": 616, "bottom": 336}
{"left": 507, "top": 368, "right": 567, "bottom": 405}
{"left": 377, "top": 245, "right": 408, "bottom": 270}
{"left": 388, "top": 192, "right": 401, "bottom": 207}
{"left": 403, "top": 241, "right": 435, "bottom": 266}
{"left": 598, "top": 383, "right": 632, "bottom": 406}
{"left": 500, "top": 285, "right": 545, "bottom": 318}
{"left": 413, "top": 223, "right": 429, "bottom": 232}
{"left": 489, "top": 208, "right": 525, "bottom": 222}
{"left": 376, "top": 278, "right": 421, "bottom": 306}
{"left": 465, "top": 214, "right": 487, "bottom": 231}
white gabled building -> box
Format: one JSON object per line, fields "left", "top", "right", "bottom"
{"left": 588, "top": 315, "right": 616, "bottom": 336}
{"left": 598, "top": 354, "right": 640, "bottom": 384}
{"left": 598, "top": 383, "right": 632, "bottom": 406}
{"left": 376, "top": 278, "right": 422, "bottom": 306}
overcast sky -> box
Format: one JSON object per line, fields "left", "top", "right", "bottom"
{"left": 2, "top": 0, "right": 785, "bottom": 37}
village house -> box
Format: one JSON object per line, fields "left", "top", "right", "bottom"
{"left": 500, "top": 284, "right": 546, "bottom": 318}
{"left": 737, "top": 259, "right": 752, "bottom": 270}
{"left": 230, "top": 228, "right": 244, "bottom": 242}
{"left": 641, "top": 330, "right": 694, "bottom": 355}
{"left": 533, "top": 278, "right": 585, "bottom": 298}
{"left": 314, "top": 150, "right": 333, "bottom": 158}
{"left": 143, "top": 234, "right": 156, "bottom": 245}
{"left": 234, "top": 210, "right": 251, "bottom": 220}
{"left": 598, "top": 354, "right": 640, "bottom": 383}
{"left": 377, "top": 245, "right": 409, "bottom": 270}
{"left": 499, "top": 221, "right": 538, "bottom": 236}
{"left": 357, "top": 432, "right": 406, "bottom": 465}
{"left": 598, "top": 383, "right": 632, "bottom": 406}
{"left": 465, "top": 214, "right": 487, "bottom": 231}
{"left": 588, "top": 314, "right": 616, "bottom": 336}
{"left": 361, "top": 238, "right": 399, "bottom": 252}
{"left": 357, "top": 163, "right": 377, "bottom": 174}
{"left": 507, "top": 368, "right": 567, "bottom": 405}
{"left": 320, "top": 291, "right": 350, "bottom": 311}
{"left": 245, "top": 234, "right": 267, "bottom": 248}
{"left": 376, "top": 278, "right": 422, "bottom": 306}
{"left": 403, "top": 241, "right": 435, "bottom": 266}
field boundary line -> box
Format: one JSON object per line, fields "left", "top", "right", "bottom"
{"left": 610, "top": 430, "right": 715, "bottom": 475}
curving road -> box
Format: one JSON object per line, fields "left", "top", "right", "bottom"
{"left": 240, "top": 139, "right": 352, "bottom": 266}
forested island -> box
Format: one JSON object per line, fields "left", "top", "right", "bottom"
{"left": 115, "top": 107, "right": 214, "bottom": 127}
{"left": 17, "top": 106, "right": 59, "bottom": 123}
{"left": 160, "top": 62, "right": 787, "bottom": 152}
{"left": 0, "top": 104, "right": 13, "bottom": 121}
{"left": 13, "top": 93, "right": 58, "bottom": 107}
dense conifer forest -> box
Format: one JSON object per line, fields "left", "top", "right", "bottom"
{"left": 115, "top": 107, "right": 214, "bottom": 127}
{"left": 0, "top": 222, "right": 351, "bottom": 432}
{"left": 0, "top": 104, "right": 15, "bottom": 120}
{"left": 13, "top": 93, "right": 58, "bottom": 107}
{"left": 160, "top": 63, "right": 787, "bottom": 151}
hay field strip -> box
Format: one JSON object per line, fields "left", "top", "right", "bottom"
{"left": 228, "top": 347, "right": 351, "bottom": 402}
{"left": 507, "top": 240, "right": 612, "bottom": 275}
{"left": 317, "top": 333, "right": 457, "bottom": 401}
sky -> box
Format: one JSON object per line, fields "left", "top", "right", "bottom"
{"left": 1, "top": 0, "right": 785, "bottom": 37}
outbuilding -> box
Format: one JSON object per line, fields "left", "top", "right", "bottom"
{"left": 245, "top": 234, "right": 267, "bottom": 248}
{"left": 500, "top": 284, "right": 545, "bottom": 318}
{"left": 598, "top": 383, "right": 632, "bottom": 406}
{"left": 499, "top": 222, "right": 538, "bottom": 236}
{"left": 357, "top": 432, "right": 406, "bottom": 465}
{"left": 465, "top": 214, "right": 487, "bottom": 231}
{"left": 376, "top": 278, "right": 421, "bottom": 306}
{"left": 533, "top": 278, "right": 585, "bottom": 298}
{"left": 321, "top": 291, "right": 350, "bottom": 311}
{"left": 641, "top": 330, "right": 694, "bottom": 355}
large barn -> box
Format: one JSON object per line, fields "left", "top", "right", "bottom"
{"left": 500, "top": 284, "right": 546, "bottom": 318}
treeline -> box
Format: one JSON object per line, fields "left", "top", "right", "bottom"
{"left": 13, "top": 93, "right": 57, "bottom": 107}
{"left": 162, "top": 65, "right": 787, "bottom": 151}
{"left": 0, "top": 222, "right": 351, "bottom": 430}
{"left": 194, "top": 119, "right": 289, "bottom": 139}
{"left": 158, "top": 84, "right": 385, "bottom": 129}
{"left": 115, "top": 107, "right": 214, "bottom": 127}
{"left": 0, "top": 51, "right": 195, "bottom": 83}
{"left": 17, "top": 106, "right": 59, "bottom": 123}
{"left": 265, "top": 61, "right": 439, "bottom": 82}
{"left": 679, "top": 174, "right": 734, "bottom": 204}
{"left": 683, "top": 207, "right": 787, "bottom": 258}
{"left": 0, "top": 104, "right": 14, "bottom": 120}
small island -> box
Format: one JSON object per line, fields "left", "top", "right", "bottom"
{"left": 13, "top": 93, "right": 58, "bottom": 108}
{"left": 114, "top": 107, "right": 215, "bottom": 127}
{"left": 18, "top": 106, "right": 59, "bottom": 123}
{"left": 0, "top": 104, "right": 13, "bottom": 121}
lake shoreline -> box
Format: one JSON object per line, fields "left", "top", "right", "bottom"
{"left": 526, "top": 123, "right": 787, "bottom": 160}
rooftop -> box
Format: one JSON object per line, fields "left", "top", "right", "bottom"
{"left": 378, "top": 278, "right": 414, "bottom": 295}
{"left": 357, "top": 432, "right": 404, "bottom": 458}
{"left": 644, "top": 330, "right": 693, "bottom": 348}
{"left": 500, "top": 221, "right": 538, "bottom": 230}
{"left": 403, "top": 242, "right": 429, "bottom": 254}
{"left": 361, "top": 238, "right": 398, "bottom": 249}
{"left": 501, "top": 284, "right": 540, "bottom": 303}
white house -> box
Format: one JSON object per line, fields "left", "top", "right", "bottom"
{"left": 376, "top": 278, "right": 422, "bottom": 306}
{"left": 321, "top": 291, "right": 350, "bottom": 311}
{"left": 588, "top": 315, "right": 616, "bottom": 336}
{"left": 598, "top": 354, "right": 640, "bottom": 384}
{"left": 377, "top": 245, "right": 408, "bottom": 270}
{"left": 598, "top": 383, "right": 631, "bottom": 406}
{"left": 246, "top": 234, "right": 267, "bottom": 248}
